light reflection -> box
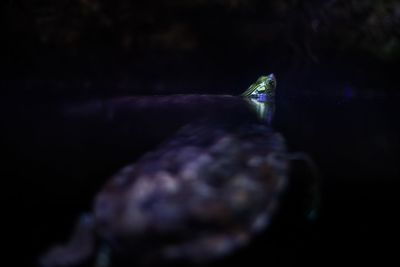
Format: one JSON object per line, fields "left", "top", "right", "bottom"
{"left": 245, "top": 95, "right": 275, "bottom": 125}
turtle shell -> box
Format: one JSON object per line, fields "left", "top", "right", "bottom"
{"left": 40, "top": 98, "right": 290, "bottom": 267}
{"left": 92, "top": 123, "right": 289, "bottom": 264}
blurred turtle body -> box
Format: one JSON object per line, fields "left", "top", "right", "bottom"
{"left": 41, "top": 123, "right": 289, "bottom": 267}
{"left": 40, "top": 74, "right": 298, "bottom": 267}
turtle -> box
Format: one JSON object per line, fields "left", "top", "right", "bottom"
{"left": 39, "top": 74, "right": 318, "bottom": 267}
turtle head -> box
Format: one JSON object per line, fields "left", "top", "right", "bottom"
{"left": 241, "top": 73, "right": 277, "bottom": 101}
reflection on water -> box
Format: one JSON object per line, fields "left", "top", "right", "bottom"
{"left": 245, "top": 98, "right": 275, "bottom": 125}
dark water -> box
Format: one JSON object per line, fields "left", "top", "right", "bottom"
{"left": 274, "top": 92, "right": 399, "bottom": 266}
{"left": 3, "top": 79, "right": 399, "bottom": 266}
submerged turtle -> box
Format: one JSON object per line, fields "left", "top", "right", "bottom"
{"left": 40, "top": 74, "right": 317, "bottom": 267}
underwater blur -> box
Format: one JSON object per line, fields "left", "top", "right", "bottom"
{"left": 2, "top": 1, "right": 399, "bottom": 267}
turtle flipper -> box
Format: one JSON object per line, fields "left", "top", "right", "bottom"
{"left": 287, "top": 153, "right": 321, "bottom": 222}
{"left": 95, "top": 244, "right": 111, "bottom": 267}
{"left": 39, "top": 214, "right": 95, "bottom": 267}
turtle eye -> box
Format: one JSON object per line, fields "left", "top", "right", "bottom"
{"left": 267, "top": 74, "right": 276, "bottom": 89}
{"left": 268, "top": 79, "right": 275, "bottom": 87}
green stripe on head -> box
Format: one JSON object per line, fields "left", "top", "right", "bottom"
{"left": 241, "top": 73, "right": 276, "bottom": 101}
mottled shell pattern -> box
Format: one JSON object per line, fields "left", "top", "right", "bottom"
{"left": 93, "top": 123, "right": 289, "bottom": 263}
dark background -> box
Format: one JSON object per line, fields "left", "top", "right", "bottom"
{"left": 2, "top": 1, "right": 399, "bottom": 266}
{"left": 2, "top": 0, "right": 400, "bottom": 97}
